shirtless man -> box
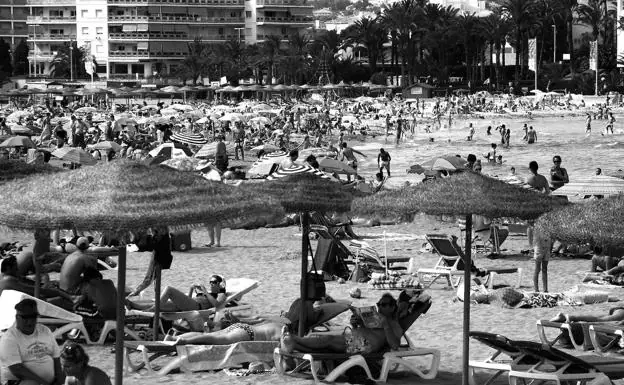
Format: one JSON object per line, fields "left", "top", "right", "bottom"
{"left": 526, "top": 161, "right": 550, "bottom": 194}
{"left": 60, "top": 237, "right": 97, "bottom": 294}
{"left": 340, "top": 142, "right": 366, "bottom": 182}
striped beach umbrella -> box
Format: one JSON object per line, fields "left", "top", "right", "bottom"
{"left": 51, "top": 147, "right": 97, "bottom": 166}
{"left": 247, "top": 151, "right": 289, "bottom": 176}
{"left": 171, "top": 132, "right": 208, "bottom": 146}
{"left": 266, "top": 164, "right": 331, "bottom": 181}
{"left": 92, "top": 141, "right": 122, "bottom": 152}
{"left": 148, "top": 142, "right": 193, "bottom": 159}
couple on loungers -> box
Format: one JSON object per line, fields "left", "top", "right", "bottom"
{"left": 171, "top": 291, "right": 432, "bottom": 356}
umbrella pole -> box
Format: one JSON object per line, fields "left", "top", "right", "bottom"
{"left": 298, "top": 212, "right": 309, "bottom": 337}
{"left": 462, "top": 214, "right": 472, "bottom": 385}
{"left": 153, "top": 264, "right": 161, "bottom": 341}
{"left": 115, "top": 246, "right": 127, "bottom": 385}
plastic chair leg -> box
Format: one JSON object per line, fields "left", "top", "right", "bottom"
{"left": 324, "top": 355, "right": 373, "bottom": 382}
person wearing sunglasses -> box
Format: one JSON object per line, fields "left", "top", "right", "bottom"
{"left": 60, "top": 342, "right": 111, "bottom": 385}
{"left": 126, "top": 274, "right": 226, "bottom": 312}
{"left": 280, "top": 292, "right": 417, "bottom": 355}
{"left": 549, "top": 155, "right": 569, "bottom": 191}
{"left": 0, "top": 299, "right": 63, "bottom": 385}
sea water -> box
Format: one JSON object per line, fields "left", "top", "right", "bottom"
{"left": 348, "top": 116, "right": 624, "bottom": 189}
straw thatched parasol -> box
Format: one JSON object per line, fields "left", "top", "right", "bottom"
{"left": 536, "top": 194, "right": 624, "bottom": 249}
{"left": 0, "top": 160, "right": 65, "bottom": 184}
{"left": 352, "top": 172, "right": 565, "bottom": 385}
{"left": 0, "top": 160, "right": 281, "bottom": 385}
{"left": 255, "top": 166, "right": 353, "bottom": 335}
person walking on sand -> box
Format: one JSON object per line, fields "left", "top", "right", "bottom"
{"left": 585, "top": 112, "right": 592, "bottom": 134}
{"left": 340, "top": 142, "right": 366, "bottom": 182}
{"left": 533, "top": 231, "right": 552, "bottom": 292}
{"left": 377, "top": 148, "right": 391, "bottom": 178}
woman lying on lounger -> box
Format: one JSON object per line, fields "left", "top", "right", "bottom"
{"left": 172, "top": 291, "right": 432, "bottom": 352}
{"left": 127, "top": 275, "right": 227, "bottom": 312}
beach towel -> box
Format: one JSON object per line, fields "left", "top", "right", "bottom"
{"left": 174, "top": 341, "right": 279, "bottom": 372}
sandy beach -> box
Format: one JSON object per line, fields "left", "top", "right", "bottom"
{"left": 2, "top": 111, "right": 624, "bottom": 384}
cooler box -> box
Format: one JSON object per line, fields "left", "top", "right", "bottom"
{"left": 171, "top": 231, "right": 192, "bottom": 252}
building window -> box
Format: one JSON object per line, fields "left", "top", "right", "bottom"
{"left": 230, "top": 11, "right": 239, "bottom": 17}
{"left": 81, "top": 10, "right": 88, "bottom": 18}
{"left": 218, "top": 28, "right": 224, "bottom": 35}
{"left": 246, "top": 11, "right": 251, "bottom": 18}
{"left": 96, "top": 27, "right": 103, "bottom": 35}
{"left": 82, "top": 27, "right": 89, "bottom": 35}
{"left": 95, "top": 9, "right": 103, "bottom": 18}
{"left": 281, "top": 27, "right": 287, "bottom": 34}
{"left": 49, "top": 10, "right": 62, "bottom": 17}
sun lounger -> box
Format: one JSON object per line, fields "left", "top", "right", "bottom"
{"left": 536, "top": 320, "right": 596, "bottom": 351}
{"left": 0, "top": 289, "right": 141, "bottom": 345}
{"left": 273, "top": 333, "right": 440, "bottom": 383}
{"left": 309, "top": 211, "right": 359, "bottom": 239}
{"left": 273, "top": 295, "right": 439, "bottom": 383}
{"left": 417, "top": 234, "right": 522, "bottom": 289}
{"left": 507, "top": 339, "right": 624, "bottom": 384}
{"left": 124, "top": 340, "right": 279, "bottom": 376}
{"left": 589, "top": 324, "right": 624, "bottom": 354}
{"left": 469, "top": 331, "right": 538, "bottom": 385}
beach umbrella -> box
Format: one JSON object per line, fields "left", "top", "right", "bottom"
{"left": 247, "top": 151, "right": 289, "bottom": 176}
{"left": 299, "top": 147, "right": 338, "bottom": 159}
{"left": 417, "top": 155, "right": 467, "bottom": 172}
{"left": 159, "top": 157, "right": 201, "bottom": 172}
{"left": 249, "top": 116, "right": 270, "bottom": 126}
{"left": 318, "top": 157, "right": 356, "bottom": 175}
{"left": 250, "top": 143, "right": 280, "bottom": 153}
{"left": 75, "top": 106, "right": 97, "bottom": 114}
{"left": 219, "top": 113, "right": 243, "bottom": 122}
{"left": 194, "top": 141, "right": 235, "bottom": 159}
{"left": 536, "top": 194, "right": 624, "bottom": 249}
{"left": 552, "top": 176, "right": 624, "bottom": 197}
{"left": 171, "top": 104, "right": 193, "bottom": 112}
{"left": 148, "top": 142, "right": 193, "bottom": 159}
{"left": 10, "top": 126, "right": 33, "bottom": 136}
{"left": 170, "top": 132, "right": 208, "bottom": 146}
{"left": 51, "top": 147, "right": 97, "bottom": 166}
{"left": 92, "top": 141, "right": 122, "bottom": 152}
{"left": 6, "top": 110, "right": 30, "bottom": 123}
{"left": 258, "top": 165, "right": 352, "bottom": 336}
{"left": 0, "top": 160, "right": 281, "bottom": 385}
{"left": 0, "top": 136, "right": 36, "bottom": 148}
{"left": 351, "top": 172, "right": 565, "bottom": 385}
{"left": 51, "top": 117, "right": 71, "bottom": 125}
{"left": 252, "top": 103, "right": 272, "bottom": 111}
{"left": 160, "top": 85, "right": 180, "bottom": 93}
{"left": 160, "top": 108, "right": 178, "bottom": 116}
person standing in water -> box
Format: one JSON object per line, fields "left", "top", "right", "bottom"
{"left": 585, "top": 112, "right": 592, "bottom": 134}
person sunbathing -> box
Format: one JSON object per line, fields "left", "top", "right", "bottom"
{"left": 126, "top": 275, "right": 227, "bottom": 312}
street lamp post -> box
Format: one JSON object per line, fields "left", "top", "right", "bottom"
{"left": 70, "top": 41, "right": 74, "bottom": 82}
{"left": 552, "top": 24, "right": 556, "bottom": 63}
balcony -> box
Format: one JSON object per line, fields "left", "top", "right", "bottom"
{"left": 27, "top": 0, "right": 75, "bottom": 5}
{"left": 29, "top": 33, "right": 77, "bottom": 40}
{"left": 256, "top": 16, "right": 312, "bottom": 24}
{"left": 108, "top": 0, "right": 243, "bottom": 6}
{"left": 28, "top": 51, "right": 56, "bottom": 60}
{"left": 109, "top": 32, "right": 151, "bottom": 40}
{"left": 109, "top": 50, "right": 150, "bottom": 58}
{"left": 256, "top": 0, "right": 312, "bottom": 7}
{"left": 0, "top": 29, "right": 28, "bottom": 35}
{"left": 27, "top": 16, "right": 77, "bottom": 24}
{"left": 0, "top": 0, "right": 27, "bottom": 5}
{"left": 149, "top": 15, "right": 244, "bottom": 23}
{"left": 108, "top": 15, "right": 149, "bottom": 22}
{"left": 256, "top": 34, "right": 288, "bottom": 42}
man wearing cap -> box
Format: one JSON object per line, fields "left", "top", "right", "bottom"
{"left": 59, "top": 237, "right": 97, "bottom": 294}
{"left": 0, "top": 299, "right": 63, "bottom": 385}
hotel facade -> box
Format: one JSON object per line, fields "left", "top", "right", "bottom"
{"left": 16, "top": 0, "right": 312, "bottom": 80}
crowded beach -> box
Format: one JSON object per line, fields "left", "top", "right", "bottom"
{"left": 1, "top": 86, "right": 624, "bottom": 385}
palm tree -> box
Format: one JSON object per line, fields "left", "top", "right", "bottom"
{"left": 259, "top": 35, "right": 283, "bottom": 85}
{"left": 178, "top": 38, "right": 208, "bottom": 84}
{"left": 491, "top": 0, "right": 541, "bottom": 83}
{"left": 50, "top": 40, "right": 86, "bottom": 79}
{"left": 481, "top": 11, "right": 509, "bottom": 89}
{"left": 282, "top": 33, "right": 311, "bottom": 84}
{"left": 381, "top": 0, "right": 420, "bottom": 86}
{"left": 345, "top": 16, "right": 387, "bottom": 74}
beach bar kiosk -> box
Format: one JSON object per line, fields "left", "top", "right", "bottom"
{"left": 402, "top": 83, "right": 434, "bottom": 99}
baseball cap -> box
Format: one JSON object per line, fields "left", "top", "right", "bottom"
{"left": 15, "top": 298, "right": 38, "bottom": 316}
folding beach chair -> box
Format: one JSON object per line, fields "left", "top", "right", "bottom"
{"left": 417, "top": 234, "right": 522, "bottom": 289}
{"left": 273, "top": 295, "right": 439, "bottom": 383}
{"left": 507, "top": 339, "right": 624, "bottom": 385}
{"left": 589, "top": 324, "right": 624, "bottom": 354}
{"left": 0, "top": 290, "right": 142, "bottom": 345}
{"left": 469, "top": 331, "right": 539, "bottom": 385}
{"left": 309, "top": 211, "right": 359, "bottom": 239}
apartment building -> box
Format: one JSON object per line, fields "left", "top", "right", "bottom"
{"left": 23, "top": 0, "right": 312, "bottom": 81}
{"left": 0, "top": 0, "right": 28, "bottom": 47}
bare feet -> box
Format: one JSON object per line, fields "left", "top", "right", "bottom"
{"left": 550, "top": 312, "right": 567, "bottom": 323}
{"left": 280, "top": 325, "right": 295, "bottom": 353}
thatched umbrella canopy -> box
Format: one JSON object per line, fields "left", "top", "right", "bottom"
{"left": 536, "top": 194, "right": 624, "bottom": 249}
{"left": 0, "top": 160, "right": 281, "bottom": 385}
{"left": 352, "top": 172, "right": 565, "bottom": 385}
{"left": 0, "top": 161, "right": 65, "bottom": 184}
{"left": 254, "top": 165, "right": 353, "bottom": 335}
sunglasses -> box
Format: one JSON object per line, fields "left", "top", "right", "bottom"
{"left": 63, "top": 344, "right": 78, "bottom": 354}
{"left": 209, "top": 280, "right": 219, "bottom": 284}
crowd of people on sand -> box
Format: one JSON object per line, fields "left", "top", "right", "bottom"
{"left": 2, "top": 88, "right": 624, "bottom": 383}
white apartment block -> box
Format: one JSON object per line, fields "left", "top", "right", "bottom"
{"left": 22, "top": 0, "right": 313, "bottom": 81}
{"left": 0, "top": 0, "right": 28, "bottom": 47}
